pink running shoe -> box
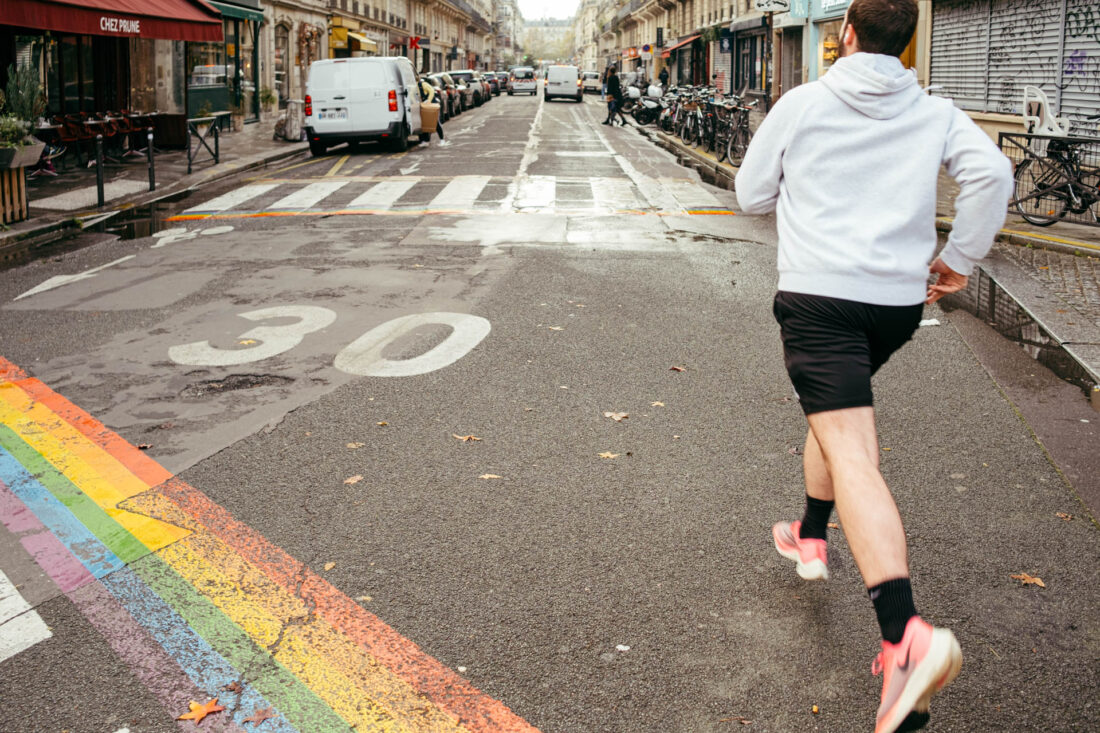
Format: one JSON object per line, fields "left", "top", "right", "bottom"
{"left": 772, "top": 520, "right": 828, "bottom": 580}
{"left": 873, "top": 616, "right": 963, "bottom": 733}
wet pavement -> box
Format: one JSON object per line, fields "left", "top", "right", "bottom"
{"left": 1, "top": 91, "right": 1097, "bottom": 733}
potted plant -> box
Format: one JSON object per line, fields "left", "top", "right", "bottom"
{"left": 0, "top": 64, "right": 45, "bottom": 169}
{"left": 259, "top": 87, "right": 278, "bottom": 115}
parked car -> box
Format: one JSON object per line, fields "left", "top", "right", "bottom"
{"left": 508, "top": 66, "right": 537, "bottom": 95}
{"left": 448, "top": 70, "right": 487, "bottom": 107}
{"left": 581, "top": 70, "right": 601, "bottom": 94}
{"left": 545, "top": 64, "right": 582, "bottom": 103}
{"left": 304, "top": 56, "right": 425, "bottom": 155}
{"left": 427, "top": 72, "right": 460, "bottom": 119}
{"left": 483, "top": 72, "right": 502, "bottom": 96}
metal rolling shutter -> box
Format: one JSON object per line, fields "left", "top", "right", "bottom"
{"left": 710, "top": 40, "right": 732, "bottom": 94}
{"left": 1060, "top": 0, "right": 1100, "bottom": 134}
{"left": 985, "top": 0, "right": 1063, "bottom": 116}
{"left": 930, "top": 0, "right": 990, "bottom": 112}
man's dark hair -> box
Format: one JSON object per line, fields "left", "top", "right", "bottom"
{"left": 846, "top": 0, "right": 919, "bottom": 57}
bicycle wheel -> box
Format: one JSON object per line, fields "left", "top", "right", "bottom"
{"left": 715, "top": 122, "right": 730, "bottom": 163}
{"left": 702, "top": 114, "right": 716, "bottom": 153}
{"left": 680, "top": 113, "right": 695, "bottom": 145}
{"left": 727, "top": 125, "right": 750, "bottom": 165}
{"left": 1013, "top": 158, "right": 1068, "bottom": 226}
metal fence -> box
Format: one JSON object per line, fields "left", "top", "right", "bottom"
{"left": 999, "top": 132, "right": 1100, "bottom": 228}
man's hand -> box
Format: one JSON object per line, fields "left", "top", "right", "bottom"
{"left": 926, "top": 257, "right": 968, "bottom": 304}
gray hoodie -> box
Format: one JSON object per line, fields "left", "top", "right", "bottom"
{"left": 735, "top": 53, "right": 1013, "bottom": 306}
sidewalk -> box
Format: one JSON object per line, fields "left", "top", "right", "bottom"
{"left": 1, "top": 120, "right": 307, "bottom": 254}
{"left": 640, "top": 122, "right": 1100, "bottom": 408}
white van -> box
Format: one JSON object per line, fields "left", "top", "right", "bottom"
{"left": 305, "top": 56, "right": 424, "bottom": 155}
{"left": 545, "top": 65, "right": 582, "bottom": 103}
{"left": 508, "top": 66, "right": 537, "bottom": 95}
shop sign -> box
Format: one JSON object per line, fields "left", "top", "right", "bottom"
{"left": 621, "top": 47, "right": 639, "bottom": 60}
{"left": 330, "top": 27, "right": 348, "bottom": 49}
{"left": 754, "top": 0, "right": 790, "bottom": 10}
{"left": 821, "top": 0, "right": 850, "bottom": 11}
{"left": 99, "top": 15, "right": 141, "bottom": 35}
{"left": 789, "top": 0, "right": 810, "bottom": 17}
{"left": 408, "top": 36, "right": 430, "bottom": 49}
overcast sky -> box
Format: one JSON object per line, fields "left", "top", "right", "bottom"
{"left": 518, "top": 0, "right": 579, "bottom": 21}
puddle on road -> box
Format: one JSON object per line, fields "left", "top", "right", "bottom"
{"left": 97, "top": 190, "right": 195, "bottom": 240}
{"left": 181, "top": 373, "right": 294, "bottom": 398}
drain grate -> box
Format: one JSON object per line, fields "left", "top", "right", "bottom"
{"left": 181, "top": 374, "right": 293, "bottom": 398}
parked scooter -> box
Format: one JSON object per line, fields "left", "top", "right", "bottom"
{"left": 632, "top": 83, "right": 665, "bottom": 125}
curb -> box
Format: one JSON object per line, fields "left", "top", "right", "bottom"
{"left": 0, "top": 143, "right": 308, "bottom": 265}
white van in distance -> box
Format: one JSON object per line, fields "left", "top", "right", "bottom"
{"left": 305, "top": 56, "right": 425, "bottom": 155}
{"left": 544, "top": 65, "right": 582, "bottom": 103}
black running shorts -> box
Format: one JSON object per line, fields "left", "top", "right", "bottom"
{"left": 772, "top": 291, "right": 924, "bottom": 416}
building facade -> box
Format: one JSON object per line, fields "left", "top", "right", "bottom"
{"left": 581, "top": 0, "right": 1100, "bottom": 140}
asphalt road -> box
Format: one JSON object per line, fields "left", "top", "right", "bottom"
{"left": 1, "top": 90, "right": 1097, "bottom": 733}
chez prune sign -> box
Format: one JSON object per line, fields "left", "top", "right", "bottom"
{"left": 99, "top": 15, "right": 142, "bottom": 35}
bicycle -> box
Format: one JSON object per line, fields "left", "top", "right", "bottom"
{"left": 725, "top": 97, "right": 758, "bottom": 165}
{"left": 1011, "top": 115, "right": 1100, "bottom": 226}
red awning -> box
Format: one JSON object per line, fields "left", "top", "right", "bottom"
{"left": 660, "top": 34, "right": 700, "bottom": 58}
{"left": 0, "top": 0, "right": 223, "bottom": 42}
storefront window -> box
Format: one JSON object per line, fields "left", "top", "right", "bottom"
{"left": 187, "top": 42, "right": 226, "bottom": 88}
{"left": 240, "top": 22, "right": 256, "bottom": 120}
{"left": 274, "top": 24, "right": 289, "bottom": 106}
{"left": 819, "top": 20, "right": 843, "bottom": 74}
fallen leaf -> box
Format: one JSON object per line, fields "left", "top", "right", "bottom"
{"left": 347, "top": 442, "right": 365, "bottom": 449}
{"left": 222, "top": 681, "right": 244, "bottom": 694}
{"left": 357, "top": 595, "right": 372, "bottom": 602}
{"left": 453, "top": 434, "right": 482, "bottom": 442}
{"left": 178, "top": 699, "right": 225, "bottom": 723}
{"left": 479, "top": 474, "right": 503, "bottom": 479}
{"left": 376, "top": 421, "right": 388, "bottom": 426}
{"left": 576, "top": 304, "right": 585, "bottom": 308}
{"left": 344, "top": 475, "right": 363, "bottom": 485}
{"left": 651, "top": 401, "right": 665, "bottom": 407}
{"left": 827, "top": 522, "right": 840, "bottom": 529}
{"left": 615, "top": 644, "right": 630, "bottom": 652}
{"left": 718, "top": 717, "right": 752, "bottom": 725}
{"left": 548, "top": 326, "right": 564, "bottom": 331}
{"left": 244, "top": 707, "right": 276, "bottom": 725}
{"left": 457, "top": 665, "right": 468, "bottom": 673}
{"left": 1011, "top": 572, "right": 1046, "bottom": 588}
{"left": 324, "top": 562, "right": 336, "bottom": 571}
{"left": 1038, "top": 266, "right": 1049, "bottom": 270}
{"left": 137, "top": 443, "right": 152, "bottom": 450}
{"left": 812, "top": 705, "right": 820, "bottom": 714}
{"left": 603, "top": 411, "right": 629, "bottom": 422}
{"left": 788, "top": 446, "right": 803, "bottom": 456}
{"left": 239, "top": 339, "right": 257, "bottom": 345}
{"left": 669, "top": 366, "right": 685, "bottom": 372}
{"left": 882, "top": 447, "right": 892, "bottom": 452}
{"left": 1055, "top": 512, "right": 1072, "bottom": 521}
{"left": 598, "top": 452, "right": 620, "bottom": 459}
{"left": 673, "top": 435, "right": 680, "bottom": 440}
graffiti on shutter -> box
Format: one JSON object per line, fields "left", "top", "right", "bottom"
{"left": 1061, "top": 0, "right": 1100, "bottom": 134}
{"left": 711, "top": 40, "right": 732, "bottom": 95}
{"left": 987, "top": 0, "right": 1062, "bottom": 116}
{"left": 930, "top": 0, "right": 989, "bottom": 111}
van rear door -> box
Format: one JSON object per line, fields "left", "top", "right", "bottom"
{"left": 308, "top": 61, "right": 352, "bottom": 136}
{"left": 345, "top": 59, "right": 392, "bottom": 134}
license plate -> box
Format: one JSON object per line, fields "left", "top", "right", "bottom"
{"left": 319, "top": 110, "right": 347, "bottom": 121}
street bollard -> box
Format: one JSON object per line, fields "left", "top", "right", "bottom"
{"left": 95, "top": 134, "right": 104, "bottom": 207}
{"left": 214, "top": 124, "right": 220, "bottom": 163}
{"left": 187, "top": 124, "right": 192, "bottom": 175}
{"left": 147, "top": 129, "right": 156, "bottom": 191}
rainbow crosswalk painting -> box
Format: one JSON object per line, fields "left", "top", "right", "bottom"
{"left": 0, "top": 356, "right": 536, "bottom": 732}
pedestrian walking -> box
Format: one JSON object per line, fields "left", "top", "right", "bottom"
{"left": 658, "top": 65, "right": 669, "bottom": 88}
{"left": 733, "top": 1, "right": 1013, "bottom": 731}
{"left": 419, "top": 78, "right": 444, "bottom": 140}
{"left": 601, "top": 65, "right": 612, "bottom": 101}
{"left": 602, "top": 67, "right": 626, "bottom": 126}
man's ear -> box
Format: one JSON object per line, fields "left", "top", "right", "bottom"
{"left": 843, "top": 23, "right": 859, "bottom": 51}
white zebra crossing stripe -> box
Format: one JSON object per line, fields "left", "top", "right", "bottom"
{"left": 429, "top": 175, "right": 491, "bottom": 209}
{"left": 591, "top": 176, "right": 642, "bottom": 211}
{"left": 660, "top": 178, "right": 724, "bottom": 210}
{"left": 346, "top": 178, "right": 421, "bottom": 209}
{"left": 268, "top": 180, "right": 350, "bottom": 211}
{"left": 514, "top": 176, "right": 556, "bottom": 210}
{"left": 0, "top": 569, "right": 52, "bottom": 663}
{"left": 183, "top": 183, "right": 280, "bottom": 213}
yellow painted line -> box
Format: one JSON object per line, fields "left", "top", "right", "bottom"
{"left": 324, "top": 154, "right": 351, "bottom": 177}
{"left": 0, "top": 397, "right": 188, "bottom": 551}
{"left": 937, "top": 216, "right": 1100, "bottom": 253}
{"left": 159, "top": 536, "right": 407, "bottom": 732}
{"left": 166, "top": 207, "right": 735, "bottom": 223}
{"left": 171, "top": 530, "right": 470, "bottom": 732}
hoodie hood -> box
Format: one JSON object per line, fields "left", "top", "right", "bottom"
{"left": 820, "top": 53, "right": 921, "bottom": 120}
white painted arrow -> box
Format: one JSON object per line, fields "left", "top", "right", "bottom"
{"left": 399, "top": 160, "right": 422, "bottom": 175}
{"left": 14, "top": 255, "right": 136, "bottom": 301}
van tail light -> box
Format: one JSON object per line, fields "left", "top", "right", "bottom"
{"left": 304, "top": 95, "right": 312, "bottom": 117}
{"left": 388, "top": 89, "right": 397, "bottom": 112}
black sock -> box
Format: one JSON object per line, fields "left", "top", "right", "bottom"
{"left": 798, "top": 495, "right": 834, "bottom": 540}
{"left": 869, "top": 578, "right": 918, "bottom": 644}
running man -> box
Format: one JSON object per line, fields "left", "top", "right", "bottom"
{"left": 734, "top": 0, "right": 1013, "bottom": 731}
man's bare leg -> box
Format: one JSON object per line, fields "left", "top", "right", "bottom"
{"left": 806, "top": 406, "right": 907, "bottom": 587}
{"left": 803, "top": 428, "right": 836, "bottom": 503}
